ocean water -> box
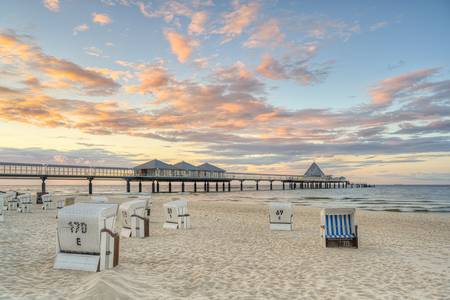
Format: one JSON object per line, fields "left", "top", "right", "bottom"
{"left": 1, "top": 183, "right": 449, "bottom": 213}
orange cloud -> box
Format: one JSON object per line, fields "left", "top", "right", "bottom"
{"left": 0, "top": 31, "right": 119, "bottom": 95}
{"left": 244, "top": 19, "right": 284, "bottom": 48}
{"left": 370, "top": 68, "right": 439, "bottom": 107}
{"left": 164, "top": 30, "right": 197, "bottom": 63}
{"left": 92, "top": 13, "right": 112, "bottom": 25}
{"left": 256, "top": 54, "right": 286, "bottom": 80}
{"left": 43, "top": 0, "right": 59, "bottom": 12}
{"left": 217, "top": 2, "right": 259, "bottom": 42}
{"left": 189, "top": 11, "right": 208, "bottom": 35}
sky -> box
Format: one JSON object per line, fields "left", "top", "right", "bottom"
{"left": 0, "top": 0, "right": 449, "bottom": 184}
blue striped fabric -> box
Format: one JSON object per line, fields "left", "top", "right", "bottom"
{"left": 325, "top": 214, "right": 353, "bottom": 238}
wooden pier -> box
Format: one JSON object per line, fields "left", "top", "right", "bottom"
{"left": 0, "top": 161, "right": 370, "bottom": 195}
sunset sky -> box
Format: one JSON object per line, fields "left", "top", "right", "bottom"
{"left": 0, "top": 0, "right": 449, "bottom": 184}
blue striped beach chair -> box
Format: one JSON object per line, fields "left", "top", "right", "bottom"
{"left": 320, "top": 208, "right": 358, "bottom": 248}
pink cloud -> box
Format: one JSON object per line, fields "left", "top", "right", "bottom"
{"left": 43, "top": 0, "right": 59, "bottom": 12}
{"left": 188, "top": 11, "right": 208, "bottom": 35}
{"left": 216, "top": 2, "right": 260, "bottom": 43}
{"left": 92, "top": 13, "right": 112, "bottom": 25}
{"left": 244, "top": 19, "right": 284, "bottom": 48}
{"left": 164, "top": 30, "right": 197, "bottom": 63}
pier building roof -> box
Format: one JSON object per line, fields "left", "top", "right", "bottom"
{"left": 304, "top": 162, "right": 325, "bottom": 177}
{"left": 134, "top": 159, "right": 175, "bottom": 170}
{"left": 173, "top": 161, "right": 199, "bottom": 171}
{"left": 197, "top": 163, "right": 225, "bottom": 173}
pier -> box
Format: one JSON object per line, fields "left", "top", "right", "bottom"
{"left": 0, "top": 160, "right": 370, "bottom": 195}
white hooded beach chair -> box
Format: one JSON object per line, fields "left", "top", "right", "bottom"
{"left": 54, "top": 202, "right": 120, "bottom": 272}
{"left": 268, "top": 202, "right": 293, "bottom": 231}
{"left": 0, "top": 194, "right": 4, "bottom": 222}
{"left": 119, "top": 199, "right": 150, "bottom": 238}
{"left": 17, "top": 194, "right": 32, "bottom": 213}
{"left": 320, "top": 208, "right": 358, "bottom": 248}
{"left": 163, "top": 200, "right": 190, "bottom": 230}
{"left": 5, "top": 191, "right": 18, "bottom": 211}
{"left": 41, "top": 193, "right": 53, "bottom": 210}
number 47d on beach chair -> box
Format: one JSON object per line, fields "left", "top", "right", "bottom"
{"left": 320, "top": 208, "right": 358, "bottom": 248}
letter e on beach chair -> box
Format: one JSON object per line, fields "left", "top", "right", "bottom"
{"left": 54, "top": 202, "right": 120, "bottom": 272}
{"left": 269, "top": 202, "right": 293, "bottom": 231}
{"left": 119, "top": 199, "right": 150, "bottom": 238}
{"left": 163, "top": 200, "right": 190, "bottom": 230}
{"left": 320, "top": 208, "right": 358, "bottom": 248}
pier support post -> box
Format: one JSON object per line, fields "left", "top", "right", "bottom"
{"left": 182, "top": 181, "right": 185, "bottom": 192}
{"left": 204, "top": 181, "right": 207, "bottom": 192}
{"left": 152, "top": 181, "right": 155, "bottom": 193}
{"left": 228, "top": 181, "right": 231, "bottom": 192}
{"left": 240, "top": 180, "right": 243, "bottom": 191}
{"left": 194, "top": 181, "right": 197, "bottom": 192}
{"left": 88, "top": 177, "right": 93, "bottom": 195}
{"left": 168, "top": 182, "right": 172, "bottom": 193}
{"left": 270, "top": 181, "right": 273, "bottom": 190}
{"left": 256, "top": 181, "right": 259, "bottom": 191}
{"left": 207, "top": 182, "right": 210, "bottom": 192}
{"left": 282, "top": 182, "right": 285, "bottom": 190}
{"left": 138, "top": 180, "right": 142, "bottom": 193}
{"left": 294, "top": 182, "right": 297, "bottom": 190}
{"left": 126, "top": 179, "right": 131, "bottom": 193}
{"left": 41, "top": 176, "right": 47, "bottom": 193}
{"left": 157, "top": 181, "right": 160, "bottom": 193}
{"left": 216, "top": 181, "right": 218, "bottom": 192}
{"left": 222, "top": 181, "right": 225, "bottom": 191}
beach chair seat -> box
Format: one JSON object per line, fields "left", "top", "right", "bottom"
{"left": 268, "top": 202, "right": 293, "bottom": 231}
{"left": 54, "top": 202, "right": 119, "bottom": 272}
{"left": 17, "top": 194, "right": 32, "bottom": 213}
{"left": 163, "top": 200, "right": 190, "bottom": 230}
{"left": 119, "top": 199, "right": 150, "bottom": 238}
{"left": 41, "top": 193, "right": 53, "bottom": 210}
{"left": 320, "top": 208, "right": 358, "bottom": 248}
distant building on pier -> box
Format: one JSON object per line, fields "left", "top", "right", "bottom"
{"left": 134, "top": 159, "right": 225, "bottom": 178}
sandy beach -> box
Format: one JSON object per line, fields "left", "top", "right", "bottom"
{"left": 0, "top": 196, "right": 449, "bottom": 299}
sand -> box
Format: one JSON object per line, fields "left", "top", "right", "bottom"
{"left": 0, "top": 195, "right": 449, "bottom": 299}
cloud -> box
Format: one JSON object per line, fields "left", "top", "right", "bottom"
{"left": 164, "top": 30, "right": 197, "bottom": 63}
{"left": 43, "top": 0, "right": 59, "bottom": 12}
{"left": 369, "top": 68, "right": 440, "bottom": 106}
{"left": 256, "top": 54, "right": 333, "bottom": 85}
{"left": 216, "top": 1, "right": 260, "bottom": 43}
{"left": 125, "top": 64, "right": 171, "bottom": 94}
{"left": 92, "top": 13, "right": 112, "bottom": 25}
{"left": 188, "top": 11, "right": 208, "bottom": 35}
{"left": 0, "top": 30, "right": 119, "bottom": 95}
{"left": 0, "top": 147, "right": 133, "bottom": 167}
{"left": 73, "top": 24, "right": 89, "bottom": 35}
{"left": 244, "top": 19, "right": 284, "bottom": 48}
{"left": 370, "top": 21, "right": 389, "bottom": 32}
{"left": 138, "top": 1, "right": 192, "bottom": 22}
{"left": 84, "top": 46, "right": 104, "bottom": 57}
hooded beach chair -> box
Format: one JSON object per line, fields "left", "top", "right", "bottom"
{"left": 54, "top": 202, "right": 120, "bottom": 272}
{"left": 163, "top": 200, "right": 190, "bottom": 229}
{"left": 17, "top": 194, "right": 32, "bottom": 213}
{"left": 41, "top": 193, "right": 53, "bottom": 210}
{"left": 320, "top": 208, "right": 358, "bottom": 248}
{"left": 119, "top": 199, "right": 150, "bottom": 238}
{"left": 0, "top": 194, "right": 4, "bottom": 222}
{"left": 5, "top": 191, "right": 18, "bottom": 211}
{"left": 268, "top": 202, "right": 293, "bottom": 231}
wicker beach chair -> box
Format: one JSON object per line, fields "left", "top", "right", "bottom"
{"left": 119, "top": 199, "right": 150, "bottom": 238}
{"left": 54, "top": 202, "right": 120, "bottom": 272}
{"left": 163, "top": 200, "right": 190, "bottom": 229}
{"left": 5, "top": 191, "right": 18, "bottom": 211}
{"left": 268, "top": 202, "right": 293, "bottom": 231}
{"left": 320, "top": 208, "right": 358, "bottom": 248}
{"left": 41, "top": 193, "right": 53, "bottom": 210}
{"left": 17, "top": 194, "right": 32, "bottom": 213}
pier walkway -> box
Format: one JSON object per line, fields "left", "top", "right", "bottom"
{"left": 0, "top": 162, "right": 368, "bottom": 195}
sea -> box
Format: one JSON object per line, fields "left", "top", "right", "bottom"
{"left": 1, "top": 183, "right": 449, "bottom": 213}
